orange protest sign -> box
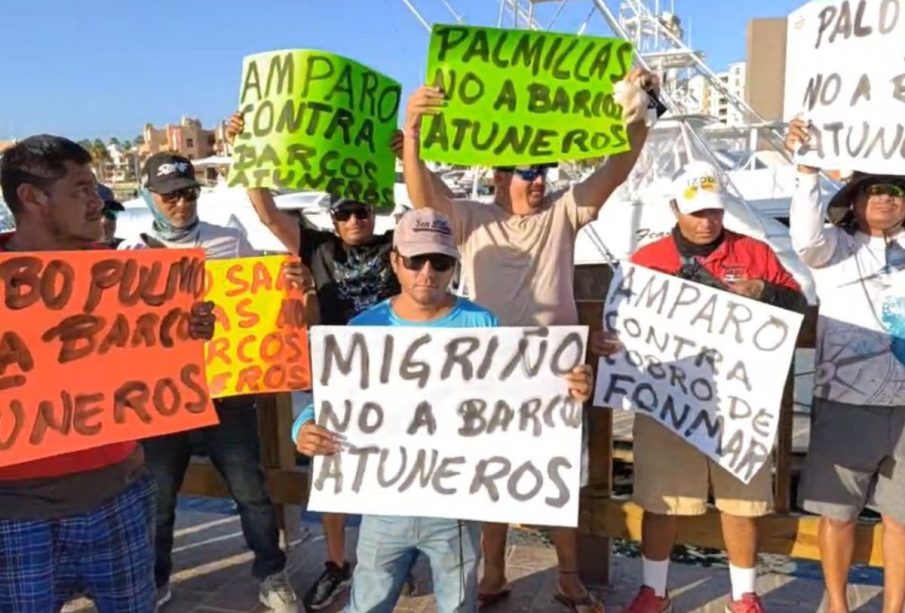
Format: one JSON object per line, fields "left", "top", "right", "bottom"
{"left": 204, "top": 256, "right": 311, "bottom": 398}
{"left": 0, "top": 249, "right": 218, "bottom": 468}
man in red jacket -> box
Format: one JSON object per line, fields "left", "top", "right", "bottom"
{"left": 0, "top": 135, "right": 215, "bottom": 613}
{"left": 613, "top": 161, "right": 805, "bottom": 613}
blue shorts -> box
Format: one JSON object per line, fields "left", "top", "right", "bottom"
{"left": 0, "top": 473, "right": 156, "bottom": 613}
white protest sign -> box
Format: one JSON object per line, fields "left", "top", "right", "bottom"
{"left": 783, "top": 0, "right": 905, "bottom": 174}
{"left": 307, "top": 325, "right": 588, "bottom": 527}
{"left": 592, "top": 263, "right": 803, "bottom": 483}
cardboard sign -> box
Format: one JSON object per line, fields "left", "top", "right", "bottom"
{"left": 784, "top": 0, "right": 905, "bottom": 173}
{"left": 307, "top": 325, "right": 589, "bottom": 527}
{"left": 420, "top": 24, "right": 634, "bottom": 166}
{"left": 204, "top": 256, "right": 310, "bottom": 398}
{"left": 592, "top": 263, "right": 803, "bottom": 483}
{"left": 0, "top": 250, "right": 217, "bottom": 468}
{"left": 228, "top": 49, "right": 402, "bottom": 209}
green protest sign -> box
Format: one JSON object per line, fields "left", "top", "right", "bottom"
{"left": 228, "top": 49, "right": 401, "bottom": 209}
{"left": 420, "top": 25, "right": 635, "bottom": 166}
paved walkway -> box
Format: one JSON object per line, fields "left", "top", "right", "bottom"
{"left": 64, "top": 505, "right": 884, "bottom": 613}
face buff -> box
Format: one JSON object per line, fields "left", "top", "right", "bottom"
{"left": 140, "top": 188, "right": 200, "bottom": 242}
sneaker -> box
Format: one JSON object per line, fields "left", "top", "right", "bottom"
{"left": 259, "top": 571, "right": 299, "bottom": 612}
{"left": 623, "top": 586, "right": 673, "bottom": 613}
{"left": 726, "top": 593, "right": 766, "bottom": 613}
{"left": 155, "top": 584, "right": 172, "bottom": 610}
{"left": 303, "top": 561, "right": 352, "bottom": 611}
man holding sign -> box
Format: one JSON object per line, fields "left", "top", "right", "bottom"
{"left": 403, "top": 47, "right": 659, "bottom": 607}
{"left": 120, "top": 153, "right": 300, "bottom": 611}
{"left": 0, "top": 136, "right": 216, "bottom": 613}
{"left": 225, "top": 112, "right": 449, "bottom": 610}
{"left": 787, "top": 118, "right": 905, "bottom": 613}
{"left": 599, "top": 162, "right": 803, "bottom": 613}
{"left": 293, "top": 208, "right": 593, "bottom": 612}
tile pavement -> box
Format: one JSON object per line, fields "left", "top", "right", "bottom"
{"left": 63, "top": 507, "right": 885, "bottom": 613}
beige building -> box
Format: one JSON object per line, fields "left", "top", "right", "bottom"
{"left": 745, "top": 18, "right": 788, "bottom": 122}
{"left": 137, "top": 116, "right": 228, "bottom": 162}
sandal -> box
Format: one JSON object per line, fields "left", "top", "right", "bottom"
{"left": 477, "top": 585, "right": 511, "bottom": 610}
{"left": 554, "top": 571, "right": 604, "bottom": 613}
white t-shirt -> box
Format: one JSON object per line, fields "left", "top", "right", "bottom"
{"left": 790, "top": 172, "right": 905, "bottom": 407}
{"left": 118, "top": 221, "right": 256, "bottom": 260}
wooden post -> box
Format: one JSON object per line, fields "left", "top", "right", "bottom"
{"left": 773, "top": 364, "right": 795, "bottom": 514}
{"left": 257, "top": 392, "right": 302, "bottom": 549}
{"left": 577, "top": 301, "right": 614, "bottom": 588}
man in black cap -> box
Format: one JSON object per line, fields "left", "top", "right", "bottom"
{"left": 121, "top": 152, "right": 301, "bottom": 612}
{"left": 786, "top": 118, "right": 905, "bottom": 613}
{"left": 97, "top": 184, "right": 124, "bottom": 247}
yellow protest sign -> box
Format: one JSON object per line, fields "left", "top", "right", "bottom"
{"left": 203, "top": 256, "right": 311, "bottom": 398}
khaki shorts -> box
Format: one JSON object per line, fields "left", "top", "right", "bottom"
{"left": 632, "top": 416, "right": 774, "bottom": 517}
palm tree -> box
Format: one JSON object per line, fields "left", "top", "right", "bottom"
{"left": 89, "top": 140, "right": 111, "bottom": 182}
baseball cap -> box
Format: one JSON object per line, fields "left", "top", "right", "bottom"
{"left": 97, "top": 184, "right": 124, "bottom": 213}
{"left": 393, "top": 209, "right": 458, "bottom": 258}
{"left": 141, "top": 153, "right": 200, "bottom": 194}
{"left": 672, "top": 161, "right": 726, "bottom": 215}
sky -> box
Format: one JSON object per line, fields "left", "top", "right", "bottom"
{"left": 0, "top": 0, "right": 807, "bottom": 141}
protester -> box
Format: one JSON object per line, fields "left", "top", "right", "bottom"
{"left": 292, "top": 208, "right": 595, "bottom": 613}
{"left": 785, "top": 118, "right": 905, "bottom": 613}
{"left": 96, "top": 183, "right": 124, "bottom": 247}
{"left": 225, "top": 114, "right": 451, "bottom": 610}
{"left": 403, "top": 67, "right": 661, "bottom": 611}
{"left": 590, "top": 160, "right": 806, "bottom": 612}
{"left": 0, "top": 135, "right": 215, "bottom": 613}
{"left": 120, "top": 153, "right": 299, "bottom": 612}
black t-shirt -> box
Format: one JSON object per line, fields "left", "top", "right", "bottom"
{"left": 299, "top": 226, "right": 400, "bottom": 324}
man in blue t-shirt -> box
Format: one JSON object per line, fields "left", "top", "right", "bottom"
{"left": 292, "top": 209, "right": 593, "bottom": 612}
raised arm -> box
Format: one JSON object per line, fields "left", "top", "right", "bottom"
{"left": 227, "top": 112, "right": 301, "bottom": 256}
{"left": 402, "top": 86, "right": 454, "bottom": 217}
{"left": 784, "top": 117, "right": 838, "bottom": 268}
{"left": 573, "top": 68, "right": 660, "bottom": 221}
{"left": 391, "top": 129, "right": 453, "bottom": 200}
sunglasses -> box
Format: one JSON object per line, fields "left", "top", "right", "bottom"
{"left": 397, "top": 252, "right": 456, "bottom": 272}
{"left": 332, "top": 206, "right": 372, "bottom": 222}
{"left": 102, "top": 209, "right": 119, "bottom": 221}
{"left": 863, "top": 182, "right": 905, "bottom": 199}
{"left": 510, "top": 167, "right": 548, "bottom": 182}
{"left": 159, "top": 186, "right": 201, "bottom": 204}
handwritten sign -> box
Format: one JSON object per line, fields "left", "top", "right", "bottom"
{"left": 419, "top": 24, "right": 633, "bottom": 166}
{"left": 204, "top": 256, "right": 310, "bottom": 398}
{"left": 307, "top": 325, "right": 589, "bottom": 527}
{"left": 592, "top": 263, "right": 803, "bottom": 483}
{"left": 784, "top": 0, "right": 905, "bottom": 173}
{"left": 228, "top": 49, "right": 401, "bottom": 209}
{"left": 0, "top": 250, "right": 217, "bottom": 468}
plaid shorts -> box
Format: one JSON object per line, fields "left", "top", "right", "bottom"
{"left": 0, "top": 472, "right": 156, "bottom": 613}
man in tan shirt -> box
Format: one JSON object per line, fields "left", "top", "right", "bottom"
{"left": 403, "top": 67, "right": 660, "bottom": 612}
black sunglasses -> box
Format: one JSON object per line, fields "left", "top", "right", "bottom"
{"left": 862, "top": 182, "right": 905, "bottom": 199}
{"left": 396, "top": 251, "right": 456, "bottom": 272}
{"left": 160, "top": 186, "right": 201, "bottom": 204}
{"left": 332, "top": 206, "right": 372, "bottom": 222}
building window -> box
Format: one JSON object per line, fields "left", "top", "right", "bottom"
{"left": 186, "top": 138, "right": 195, "bottom": 148}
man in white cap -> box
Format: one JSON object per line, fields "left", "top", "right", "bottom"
{"left": 614, "top": 161, "right": 805, "bottom": 613}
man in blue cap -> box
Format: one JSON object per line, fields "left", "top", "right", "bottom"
{"left": 96, "top": 184, "right": 124, "bottom": 247}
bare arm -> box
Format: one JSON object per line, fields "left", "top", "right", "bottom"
{"left": 402, "top": 86, "right": 454, "bottom": 217}
{"left": 392, "top": 129, "right": 454, "bottom": 201}
{"left": 226, "top": 112, "right": 302, "bottom": 256}
{"left": 247, "top": 188, "right": 301, "bottom": 257}
{"left": 573, "top": 68, "right": 659, "bottom": 220}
